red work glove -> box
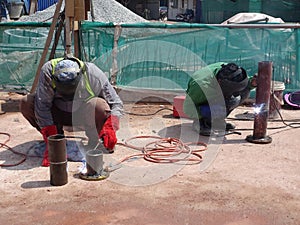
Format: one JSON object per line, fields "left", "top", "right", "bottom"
{"left": 98, "top": 115, "right": 119, "bottom": 151}
{"left": 40, "top": 125, "right": 57, "bottom": 167}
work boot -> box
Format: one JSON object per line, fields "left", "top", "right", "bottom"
{"left": 192, "top": 119, "right": 212, "bottom": 136}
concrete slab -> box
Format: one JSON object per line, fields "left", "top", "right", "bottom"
{"left": 0, "top": 92, "right": 299, "bottom": 225}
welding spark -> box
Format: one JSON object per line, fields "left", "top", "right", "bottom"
{"left": 253, "top": 103, "right": 267, "bottom": 115}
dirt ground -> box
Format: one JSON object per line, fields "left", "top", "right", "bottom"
{"left": 0, "top": 92, "right": 299, "bottom": 225}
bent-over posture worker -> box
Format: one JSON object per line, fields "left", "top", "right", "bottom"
{"left": 20, "top": 56, "right": 123, "bottom": 166}
{"left": 183, "top": 62, "right": 257, "bottom": 136}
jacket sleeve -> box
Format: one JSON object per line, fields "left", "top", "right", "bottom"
{"left": 34, "top": 61, "right": 55, "bottom": 128}
{"left": 86, "top": 63, "right": 124, "bottom": 118}
{"left": 101, "top": 81, "right": 124, "bottom": 118}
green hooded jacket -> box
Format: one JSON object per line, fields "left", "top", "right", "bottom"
{"left": 183, "top": 62, "right": 256, "bottom": 119}
{"left": 183, "top": 62, "right": 226, "bottom": 119}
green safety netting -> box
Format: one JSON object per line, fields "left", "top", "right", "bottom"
{"left": 0, "top": 21, "right": 299, "bottom": 94}
{"left": 201, "top": 0, "right": 300, "bottom": 23}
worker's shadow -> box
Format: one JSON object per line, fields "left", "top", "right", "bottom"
{"left": 0, "top": 139, "right": 85, "bottom": 171}
{"left": 157, "top": 121, "right": 210, "bottom": 144}
{"left": 0, "top": 139, "right": 84, "bottom": 189}
{"left": 0, "top": 140, "right": 42, "bottom": 171}
{"left": 0, "top": 140, "right": 54, "bottom": 189}
{"left": 21, "top": 180, "right": 52, "bottom": 189}
{"left": 157, "top": 121, "right": 249, "bottom": 145}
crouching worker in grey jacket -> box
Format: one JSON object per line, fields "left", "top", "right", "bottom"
{"left": 20, "top": 56, "right": 124, "bottom": 166}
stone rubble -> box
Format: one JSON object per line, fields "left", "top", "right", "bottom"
{"left": 19, "top": 0, "right": 147, "bottom": 23}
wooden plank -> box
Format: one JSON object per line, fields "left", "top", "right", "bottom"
{"left": 74, "top": 0, "right": 86, "bottom": 21}
{"left": 84, "top": 0, "right": 91, "bottom": 20}
{"left": 65, "top": 0, "right": 75, "bottom": 17}
{"left": 49, "top": 12, "right": 65, "bottom": 60}
{"left": 74, "top": 21, "right": 80, "bottom": 58}
{"left": 30, "top": 0, "right": 64, "bottom": 93}
{"left": 29, "top": 0, "right": 37, "bottom": 15}
{"left": 65, "top": 17, "right": 72, "bottom": 55}
{"left": 84, "top": 0, "right": 90, "bottom": 11}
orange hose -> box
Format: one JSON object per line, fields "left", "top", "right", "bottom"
{"left": 116, "top": 136, "right": 207, "bottom": 165}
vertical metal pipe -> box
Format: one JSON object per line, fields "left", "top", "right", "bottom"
{"left": 48, "top": 134, "right": 68, "bottom": 186}
{"left": 246, "top": 61, "right": 273, "bottom": 144}
{"left": 254, "top": 61, "right": 272, "bottom": 138}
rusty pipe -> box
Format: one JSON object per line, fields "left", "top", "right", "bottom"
{"left": 246, "top": 61, "right": 273, "bottom": 144}
{"left": 48, "top": 134, "right": 68, "bottom": 186}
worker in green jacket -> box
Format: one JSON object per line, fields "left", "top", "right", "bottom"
{"left": 183, "top": 62, "right": 257, "bottom": 136}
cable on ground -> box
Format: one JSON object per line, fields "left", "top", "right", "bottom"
{"left": 0, "top": 132, "right": 27, "bottom": 167}
{"left": 124, "top": 106, "right": 173, "bottom": 116}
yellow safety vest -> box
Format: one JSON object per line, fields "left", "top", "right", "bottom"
{"left": 51, "top": 57, "right": 95, "bottom": 101}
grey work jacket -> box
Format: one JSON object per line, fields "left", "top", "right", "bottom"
{"left": 35, "top": 61, "right": 123, "bottom": 128}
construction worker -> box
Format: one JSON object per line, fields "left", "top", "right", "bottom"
{"left": 183, "top": 62, "right": 257, "bottom": 136}
{"left": 20, "top": 56, "right": 124, "bottom": 166}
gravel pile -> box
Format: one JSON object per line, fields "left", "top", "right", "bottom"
{"left": 19, "top": 0, "right": 147, "bottom": 23}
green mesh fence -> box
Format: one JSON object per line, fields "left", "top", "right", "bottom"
{"left": 0, "top": 22, "right": 64, "bottom": 91}
{"left": 0, "top": 21, "right": 299, "bottom": 94}
{"left": 200, "top": 0, "right": 300, "bottom": 23}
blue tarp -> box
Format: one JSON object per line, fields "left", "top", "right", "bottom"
{"left": 37, "top": 0, "right": 58, "bottom": 12}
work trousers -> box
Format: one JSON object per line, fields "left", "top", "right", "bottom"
{"left": 199, "top": 87, "right": 251, "bottom": 127}
{"left": 19, "top": 93, "right": 111, "bottom": 144}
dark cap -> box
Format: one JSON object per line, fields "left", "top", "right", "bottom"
{"left": 217, "top": 63, "right": 249, "bottom": 97}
